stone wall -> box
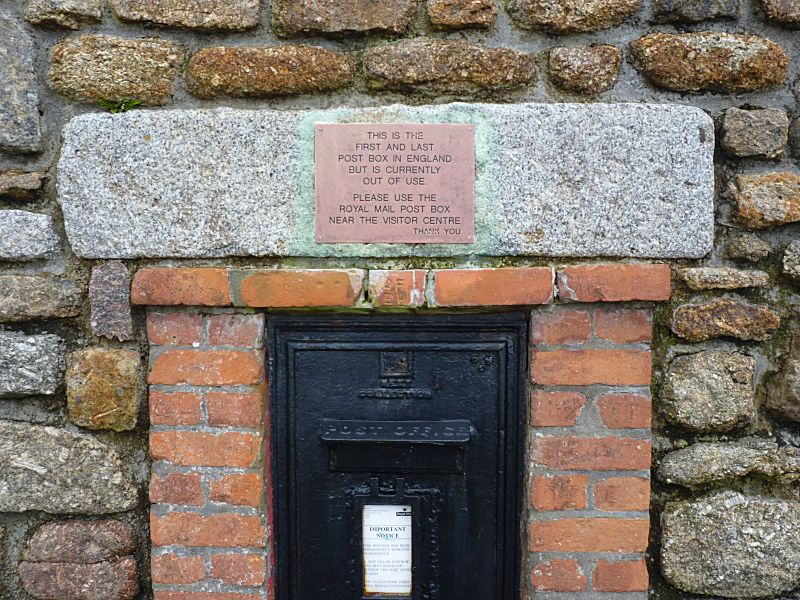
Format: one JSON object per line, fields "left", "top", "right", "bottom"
{"left": 0, "top": 0, "right": 799, "bottom": 598}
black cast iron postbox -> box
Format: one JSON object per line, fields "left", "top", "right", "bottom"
{"left": 269, "top": 314, "right": 527, "bottom": 600}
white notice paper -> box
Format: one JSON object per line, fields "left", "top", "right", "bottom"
{"left": 363, "top": 504, "right": 412, "bottom": 596}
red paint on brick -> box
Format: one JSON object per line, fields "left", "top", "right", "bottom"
{"left": 530, "top": 390, "right": 586, "bottom": 426}
{"left": 433, "top": 267, "right": 554, "bottom": 306}
{"left": 240, "top": 269, "right": 363, "bottom": 308}
{"left": 592, "top": 558, "right": 649, "bottom": 592}
{"left": 149, "top": 473, "right": 203, "bottom": 506}
{"left": 595, "top": 477, "right": 650, "bottom": 512}
{"left": 530, "top": 309, "right": 591, "bottom": 345}
{"left": 531, "top": 559, "right": 586, "bottom": 592}
{"left": 209, "top": 473, "right": 264, "bottom": 508}
{"left": 530, "top": 475, "right": 588, "bottom": 510}
{"left": 147, "top": 313, "right": 203, "bottom": 346}
{"left": 149, "top": 391, "right": 203, "bottom": 426}
{"left": 154, "top": 593, "right": 261, "bottom": 600}
{"left": 211, "top": 553, "right": 266, "bottom": 586}
{"left": 208, "top": 314, "right": 264, "bottom": 347}
{"left": 149, "top": 350, "right": 263, "bottom": 386}
{"left": 596, "top": 393, "right": 652, "bottom": 429}
{"left": 557, "top": 264, "right": 671, "bottom": 302}
{"left": 368, "top": 270, "right": 426, "bottom": 307}
{"left": 532, "top": 436, "right": 651, "bottom": 470}
{"left": 151, "top": 554, "right": 205, "bottom": 584}
{"left": 529, "top": 518, "right": 649, "bottom": 552}
{"left": 132, "top": 268, "right": 231, "bottom": 306}
{"left": 150, "top": 431, "right": 261, "bottom": 467}
{"left": 151, "top": 512, "right": 265, "bottom": 548}
{"left": 595, "top": 308, "right": 653, "bottom": 343}
{"left": 207, "top": 390, "right": 264, "bottom": 428}
{"left": 531, "top": 349, "right": 652, "bottom": 385}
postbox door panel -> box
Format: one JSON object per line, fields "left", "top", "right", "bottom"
{"left": 270, "top": 315, "right": 526, "bottom": 600}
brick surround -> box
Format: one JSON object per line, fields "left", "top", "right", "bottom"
{"left": 138, "top": 264, "right": 666, "bottom": 599}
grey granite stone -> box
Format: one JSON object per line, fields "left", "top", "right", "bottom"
{"left": 0, "top": 332, "right": 64, "bottom": 397}
{"left": 662, "top": 491, "right": 800, "bottom": 597}
{"left": 0, "top": 11, "right": 43, "bottom": 153}
{"left": 680, "top": 267, "right": 769, "bottom": 290}
{"left": 0, "top": 210, "right": 60, "bottom": 260}
{"left": 0, "top": 419, "right": 137, "bottom": 513}
{"left": 721, "top": 107, "right": 789, "bottom": 159}
{"left": 652, "top": 0, "right": 739, "bottom": 22}
{"left": 57, "top": 104, "right": 714, "bottom": 259}
{"left": 784, "top": 240, "right": 800, "bottom": 281}
{"left": 0, "top": 275, "right": 83, "bottom": 321}
{"left": 90, "top": 262, "right": 133, "bottom": 341}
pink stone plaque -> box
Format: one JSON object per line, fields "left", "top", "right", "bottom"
{"left": 315, "top": 123, "right": 475, "bottom": 243}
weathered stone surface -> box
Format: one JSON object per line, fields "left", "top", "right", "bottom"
{"left": 0, "top": 332, "right": 64, "bottom": 397}
{"left": 652, "top": 0, "right": 739, "bottom": 22}
{"left": 110, "top": 0, "right": 259, "bottom": 30}
{"left": 49, "top": 34, "right": 183, "bottom": 105}
{"left": 631, "top": 32, "right": 789, "bottom": 93}
{"left": 428, "top": 0, "right": 498, "bottom": 28}
{"left": 680, "top": 267, "right": 769, "bottom": 290}
{"left": 0, "top": 275, "right": 82, "bottom": 322}
{"left": 57, "top": 104, "right": 714, "bottom": 259}
{"left": 548, "top": 45, "right": 622, "bottom": 95}
{"left": 20, "top": 557, "right": 139, "bottom": 600}
{"left": 0, "top": 210, "right": 60, "bottom": 260}
{"left": 0, "top": 11, "right": 43, "bottom": 153}
{"left": 24, "top": 0, "right": 102, "bottom": 29}
{"left": 721, "top": 108, "right": 789, "bottom": 159}
{"left": 733, "top": 172, "right": 800, "bottom": 229}
{"left": 662, "top": 350, "right": 756, "bottom": 431}
{"left": 767, "top": 358, "right": 800, "bottom": 421}
{"left": 273, "top": 0, "right": 414, "bottom": 35}
{"left": 0, "top": 420, "right": 137, "bottom": 513}
{"left": 0, "top": 170, "right": 46, "bottom": 201}
{"left": 762, "top": 0, "right": 800, "bottom": 25}
{"left": 784, "top": 241, "right": 800, "bottom": 281}
{"left": 365, "top": 39, "right": 536, "bottom": 94}
{"left": 66, "top": 348, "right": 140, "bottom": 431}
{"left": 658, "top": 439, "right": 800, "bottom": 487}
{"left": 662, "top": 491, "right": 800, "bottom": 597}
{"left": 90, "top": 262, "right": 133, "bottom": 341}
{"left": 24, "top": 520, "right": 135, "bottom": 562}
{"left": 506, "top": 0, "right": 641, "bottom": 33}
{"left": 791, "top": 117, "right": 800, "bottom": 158}
{"left": 725, "top": 231, "right": 772, "bottom": 261}
{"left": 672, "top": 299, "right": 781, "bottom": 342}
{"left": 187, "top": 46, "right": 355, "bottom": 99}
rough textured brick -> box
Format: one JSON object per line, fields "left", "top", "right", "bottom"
{"left": 149, "top": 391, "right": 202, "bottom": 426}
{"left": 154, "top": 593, "right": 261, "bottom": 600}
{"left": 147, "top": 313, "right": 203, "bottom": 346}
{"left": 433, "top": 268, "right": 553, "bottom": 306}
{"left": 530, "top": 475, "right": 588, "bottom": 510}
{"left": 428, "top": 0, "right": 498, "bottom": 28}
{"left": 272, "top": 0, "right": 415, "bottom": 35}
{"left": 209, "top": 474, "right": 263, "bottom": 507}
{"left": 592, "top": 558, "right": 649, "bottom": 591}
{"left": 110, "top": 0, "right": 260, "bottom": 30}
{"left": 596, "top": 393, "right": 652, "bottom": 429}
{"left": 149, "top": 472, "right": 203, "bottom": 506}
{"left": 150, "top": 431, "right": 261, "bottom": 467}
{"left": 206, "top": 391, "right": 263, "bottom": 428}
{"left": 211, "top": 553, "right": 266, "bottom": 586}
{"left": 733, "top": 172, "right": 800, "bottom": 229}
{"left": 151, "top": 512, "right": 265, "bottom": 547}
{"left": 531, "top": 559, "right": 586, "bottom": 592}
{"left": 23, "top": 520, "right": 135, "bottom": 562}
{"left": 595, "top": 309, "right": 652, "bottom": 343}
{"left": 90, "top": 261, "right": 134, "bottom": 341}
{"left": 208, "top": 314, "right": 264, "bottom": 347}
{"left": 25, "top": 0, "right": 102, "bottom": 29}
{"left": 19, "top": 558, "right": 139, "bottom": 600}
{"left": 529, "top": 518, "right": 649, "bottom": 552}
{"left": 133, "top": 268, "right": 231, "bottom": 306}
{"left": 239, "top": 269, "right": 364, "bottom": 308}
{"left": 531, "top": 349, "right": 652, "bottom": 386}
{"left": 532, "top": 436, "right": 651, "bottom": 470}
{"left": 548, "top": 44, "right": 622, "bottom": 95}
{"left": 149, "top": 350, "right": 263, "bottom": 386}
{"left": 557, "top": 263, "right": 671, "bottom": 302}
{"left": 151, "top": 554, "right": 205, "bottom": 584}
{"left": 507, "top": 0, "right": 641, "bottom": 33}
{"left": 530, "top": 309, "right": 591, "bottom": 345}
{"left": 530, "top": 391, "right": 586, "bottom": 426}
{"left": 368, "top": 270, "right": 426, "bottom": 307}
{"left": 595, "top": 477, "right": 650, "bottom": 511}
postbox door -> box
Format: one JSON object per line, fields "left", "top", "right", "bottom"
{"left": 270, "top": 315, "right": 526, "bottom": 600}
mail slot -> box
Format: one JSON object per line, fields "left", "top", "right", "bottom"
{"left": 269, "top": 314, "right": 527, "bottom": 600}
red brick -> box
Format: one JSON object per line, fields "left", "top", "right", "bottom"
{"left": 596, "top": 393, "right": 652, "bottom": 429}
{"left": 530, "top": 390, "right": 586, "bottom": 426}
{"left": 595, "top": 477, "right": 650, "bottom": 512}
{"left": 150, "top": 431, "right": 261, "bottom": 467}
{"left": 531, "top": 349, "right": 652, "bottom": 386}
{"left": 532, "top": 436, "right": 651, "bottom": 470}
{"left": 595, "top": 309, "right": 653, "bottom": 343}
{"left": 207, "top": 390, "right": 264, "bottom": 428}
{"left": 432, "top": 267, "right": 554, "bottom": 306}
{"left": 592, "top": 559, "right": 649, "bottom": 592}
{"left": 149, "top": 350, "right": 263, "bottom": 386}
{"left": 149, "top": 391, "right": 203, "bottom": 426}
{"left": 152, "top": 554, "right": 205, "bottom": 584}
{"left": 209, "top": 473, "right": 263, "bottom": 508}
{"left": 557, "top": 263, "right": 671, "bottom": 302}
{"left": 151, "top": 512, "right": 265, "bottom": 548}
{"left": 147, "top": 313, "right": 203, "bottom": 346}
{"left": 368, "top": 270, "right": 426, "bottom": 307}
{"left": 149, "top": 472, "right": 203, "bottom": 506}
{"left": 154, "top": 592, "right": 261, "bottom": 600}
{"left": 208, "top": 314, "right": 264, "bottom": 347}
{"left": 529, "top": 518, "right": 649, "bottom": 552}
{"left": 531, "top": 559, "right": 586, "bottom": 592}
{"left": 530, "top": 475, "right": 588, "bottom": 510}
{"left": 211, "top": 553, "right": 266, "bottom": 586}
{"left": 132, "top": 268, "right": 231, "bottom": 306}
{"left": 531, "top": 309, "right": 591, "bottom": 345}
{"left": 239, "top": 269, "right": 364, "bottom": 308}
